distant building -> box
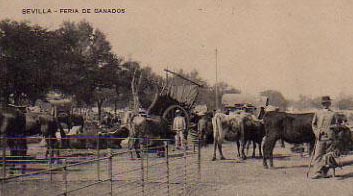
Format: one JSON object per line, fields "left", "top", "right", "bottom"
{"left": 221, "top": 93, "right": 268, "bottom": 115}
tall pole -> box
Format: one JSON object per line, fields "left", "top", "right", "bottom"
{"left": 215, "top": 48, "right": 219, "bottom": 110}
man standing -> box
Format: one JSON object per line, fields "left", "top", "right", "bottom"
{"left": 311, "top": 96, "right": 340, "bottom": 179}
{"left": 172, "top": 109, "right": 186, "bottom": 150}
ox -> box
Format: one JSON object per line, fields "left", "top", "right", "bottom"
{"left": 1, "top": 107, "right": 63, "bottom": 174}
{"left": 212, "top": 113, "right": 242, "bottom": 160}
{"left": 241, "top": 115, "right": 265, "bottom": 159}
{"left": 262, "top": 111, "right": 316, "bottom": 168}
{"left": 124, "top": 111, "right": 170, "bottom": 158}
{"left": 211, "top": 112, "right": 265, "bottom": 161}
{"left": 1, "top": 107, "right": 27, "bottom": 173}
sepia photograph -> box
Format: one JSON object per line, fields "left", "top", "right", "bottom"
{"left": 1, "top": 0, "right": 353, "bottom": 195}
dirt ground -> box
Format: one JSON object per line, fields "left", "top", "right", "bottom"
{"left": 2, "top": 141, "right": 353, "bottom": 196}
{"left": 193, "top": 142, "right": 353, "bottom": 196}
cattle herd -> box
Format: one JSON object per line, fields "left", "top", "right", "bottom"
{"left": 1, "top": 105, "right": 353, "bottom": 176}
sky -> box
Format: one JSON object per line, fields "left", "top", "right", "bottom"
{"left": 1, "top": 0, "right": 353, "bottom": 100}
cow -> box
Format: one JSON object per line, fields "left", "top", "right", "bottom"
{"left": 211, "top": 112, "right": 266, "bottom": 161}
{"left": 25, "top": 112, "right": 65, "bottom": 160}
{"left": 211, "top": 113, "right": 242, "bottom": 161}
{"left": 98, "top": 127, "right": 130, "bottom": 149}
{"left": 57, "top": 113, "right": 84, "bottom": 133}
{"left": 262, "top": 111, "right": 316, "bottom": 168}
{"left": 124, "top": 111, "right": 170, "bottom": 158}
{"left": 240, "top": 115, "right": 265, "bottom": 159}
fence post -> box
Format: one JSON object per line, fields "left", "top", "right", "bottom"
{"left": 108, "top": 148, "right": 113, "bottom": 196}
{"left": 165, "top": 141, "right": 170, "bottom": 196}
{"left": 49, "top": 137, "right": 53, "bottom": 182}
{"left": 140, "top": 140, "right": 145, "bottom": 196}
{"left": 1, "top": 137, "right": 6, "bottom": 196}
{"left": 63, "top": 159, "right": 68, "bottom": 196}
{"left": 198, "top": 138, "right": 201, "bottom": 182}
{"left": 2, "top": 137, "right": 6, "bottom": 178}
{"left": 183, "top": 145, "right": 187, "bottom": 196}
{"left": 96, "top": 135, "right": 100, "bottom": 181}
{"left": 146, "top": 138, "right": 149, "bottom": 182}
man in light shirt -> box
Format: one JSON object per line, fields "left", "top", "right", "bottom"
{"left": 311, "top": 96, "right": 340, "bottom": 179}
{"left": 172, "top": 109, "right": 186, "bottom": 150}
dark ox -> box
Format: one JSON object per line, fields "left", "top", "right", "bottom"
{"left": 241, "top": 116, "right": 265, "bottom": 159}
{"left": 262, "top": 111, "right": 316, "bottom": 168}
{"left": 0, "top": 107, "right": 27, "bottom": 173}
{"left": 1, "top": 108, "right": 62, "bottom": 174}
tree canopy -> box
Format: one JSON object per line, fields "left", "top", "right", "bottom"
{"left": 0, "top": 19, "right": 242, "bottom": 116}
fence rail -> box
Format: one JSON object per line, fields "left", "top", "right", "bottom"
{"left": 1, "top": 136, "right": 202, "bottom": 196}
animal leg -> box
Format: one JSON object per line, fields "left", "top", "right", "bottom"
{"left": 212, "top": 118, "right": 218, "bottom": 161}
{"left": 240, "top": 140, "right": 247, "bottom": 160}
{"left": 280, "top": 139, "right": 285, "bottom": 148}
{"left": 308, "top": 141, "right": 315, "bottom": 156}
{"left": 252, "top": 140, "right": 256, "bottom": 158}
{"left": 134, "top": 140, "right": 141, "bottom": 159}
{"left": 236, "top": 140, "right": 241, "bottom": 157}
{"left": 262, "top": 136, "right": 277, "bottom": 169}
{"left": 269, "top": 140, "right": 277, "bottom": 168}
{"left": 19, "top": 138, "right": 28, "bottom": 174}
{"left": 218, "top": 143, "right": 225, "bottom": 160}
{"left": 8, "top": 139, "right": 16, "bottom": 175}
{"left": 333, "top": 168, "right": 336, "bottom": 177}
{"left": 246, "top": 141, "right": 251, "bottom": 156}
{"left": 258, "top": 141, "right": 263, "bottom": 158}
{"left": 212, "top": 139, "right": 217, "bottom": 161}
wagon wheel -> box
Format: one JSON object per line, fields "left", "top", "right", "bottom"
{"left": 162, "top": 105, "right": 190, "bottom": 140}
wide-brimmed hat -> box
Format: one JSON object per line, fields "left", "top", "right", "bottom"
{"left": 321, "top": 96, "right": 332, "bottom": 103}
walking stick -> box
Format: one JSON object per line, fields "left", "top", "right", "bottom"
{"left": 306, "top": 139, "right": 317, "bottom": 178}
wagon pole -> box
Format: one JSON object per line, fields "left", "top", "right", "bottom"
{"left": 163, "top": 69, "right": 204, "bottom": 88}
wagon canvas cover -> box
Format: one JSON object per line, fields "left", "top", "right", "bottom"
{"left": 165, "top": 84, "right": 199, "bottom": 107}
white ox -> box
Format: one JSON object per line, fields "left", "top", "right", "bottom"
{"left": 211, "top": 112, "right": 243, "bottom": 161}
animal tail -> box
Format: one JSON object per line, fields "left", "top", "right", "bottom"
{"left": 212, "top": 116, "right": 218, "bottom": 143}
{"left": 212, "top": 114, "right": 224, "bottom": 144}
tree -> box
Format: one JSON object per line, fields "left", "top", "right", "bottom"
{"left": 260, "top": 90, "right": 288, "bottom": 111}
{"left": 337, "top": 97, "right": 353, "bottom": 110}
{"left": 93, "top": 87, "right": 115, "bottom": 122}
{"left": 0, "top": 20, "right": 66, "bottom": 104}
{"left": 55, "top": 21, "right": 119, "bottom": 106}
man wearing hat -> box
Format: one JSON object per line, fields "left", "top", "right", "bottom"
{"left": 311, "top": 96, "right": 340, "bottom": 179}
{"left": 172, "top": 109, "right": 187, "bottom": 150}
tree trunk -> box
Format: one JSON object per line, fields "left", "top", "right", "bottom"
{"left": 131, "top": 69, "right": 143, "bottom": 114}
{"left": 97, "top": 99, "right": 104, "bottom": 123}
{"left": 114, "top": 100, "right": 117, "bottom": 115}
